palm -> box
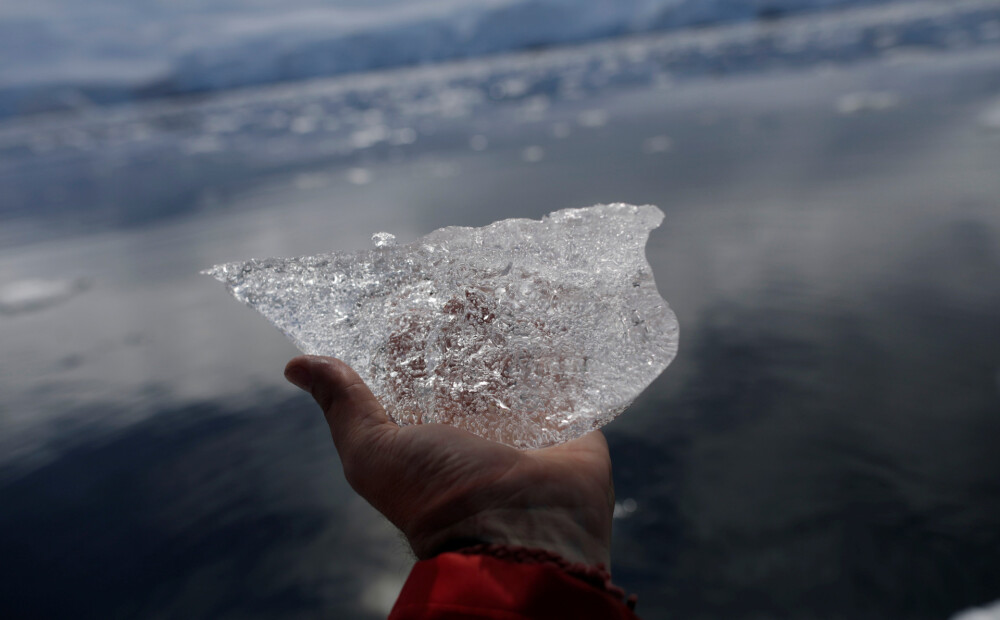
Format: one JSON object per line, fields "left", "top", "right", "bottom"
{"left": 286, "top": 355, "right": 615, "bottom": 566}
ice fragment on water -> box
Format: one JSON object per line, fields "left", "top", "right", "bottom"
{"left": 951, "top": 599, "right": 1000, "bottom": 620}
{"left": 981, "top": 101, "right": 1000, "bottom": 130}
{"left": 835, "top": 91, "right": 899, "bottom": 115}
{"left": 0, "top": 278, "right": 91, "bottom": 316}
{"left": 642, "top": 135, "right": 673, "bottom": 154}
{"left": 521, "top": 145, "right": 545, "bottom": 163}
{"left": 204, "top": 203, "right": 678, "bottom": 448}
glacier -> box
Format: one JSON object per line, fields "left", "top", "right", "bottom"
{"left": 0, "top": 0, "right": 966, "bottom": 119}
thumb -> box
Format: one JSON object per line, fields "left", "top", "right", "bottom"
{"left": 284, "top": 355, "right": 395, "bottom": 454}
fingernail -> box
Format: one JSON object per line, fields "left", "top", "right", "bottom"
{"left": 284, "top": 363, "right": 311, "bottom": 392}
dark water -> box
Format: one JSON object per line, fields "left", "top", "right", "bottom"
{"left": 2, "top": 24, "right": 1000, "bottom": 620}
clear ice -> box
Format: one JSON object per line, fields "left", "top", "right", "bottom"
{"left": 204, "top": 203, "right": 678, "bottom": 448}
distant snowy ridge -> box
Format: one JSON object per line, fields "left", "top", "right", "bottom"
{"left": 0, "top": 0, "right": 945, "bottom": 119}
{"left": 164, "top": 0, "right": 905, "bottom": 93}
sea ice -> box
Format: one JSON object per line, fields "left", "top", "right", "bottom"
{"left": 0, "top": 278, "right": 90, "bottom": 315}
{"left": 951, "top": 599, "right": 1000, "bottom": 620}
{"left": 204, "top": 203, "right": 678, "bottom": 448}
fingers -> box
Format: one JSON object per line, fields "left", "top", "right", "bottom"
{"left": 285, "top": 355, "right": 396, "bottom": 453}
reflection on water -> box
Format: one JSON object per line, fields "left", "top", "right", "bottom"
{"left": 2, "top": 16, "right": 1000, "bottom": 620}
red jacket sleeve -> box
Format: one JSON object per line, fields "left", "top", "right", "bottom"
{"left": 388, "top": 552, "right": 640, "bottom": 620}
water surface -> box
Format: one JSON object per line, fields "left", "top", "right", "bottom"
{"left": 1, "top": 16, "right": 1000, "bottom": 619}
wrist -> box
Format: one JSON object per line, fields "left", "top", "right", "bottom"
{"left": 408, "top": 506, "right": 611, "bottom": 567}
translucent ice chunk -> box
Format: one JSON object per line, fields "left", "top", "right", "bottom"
{"left": 204, "top": 203, "right": 678, "bottom": 448}
{"left": 371, "top": 232, "right": 397, "bottom": 248}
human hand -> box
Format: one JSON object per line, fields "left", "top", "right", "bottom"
{"left": 284, "top": 355, "right": 615, "bottom": 567}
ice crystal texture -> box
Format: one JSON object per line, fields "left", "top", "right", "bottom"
{"left": 204, "top": 203, "right": 678, "bottom": 448}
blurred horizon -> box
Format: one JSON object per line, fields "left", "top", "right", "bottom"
{"left": 0, "top": 0, "right": 988, "bottom": 120}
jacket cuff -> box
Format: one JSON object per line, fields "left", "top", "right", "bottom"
{"left": 389, "top": 551, "right": 640, "bottom": 619}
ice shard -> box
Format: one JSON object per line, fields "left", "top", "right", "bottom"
{"left": 204, "top": 203, "right": 678, "bottom": 448}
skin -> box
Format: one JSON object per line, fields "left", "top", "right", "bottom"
{"left": 284, "top": 355, "right": 615, "bottom": 567}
